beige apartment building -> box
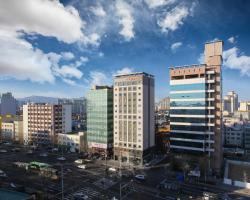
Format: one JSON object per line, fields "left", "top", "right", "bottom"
{"left": 113, "top": 72, "right": 155, "bottom": 165}
{"left": 169, "top": 41, "right": 223, "bottom": 174}
{"left": 23, "top": 103, "right": 72, "bottom": 145}
{"left": 0, "top": 115, "right": 23, "bottom": 143}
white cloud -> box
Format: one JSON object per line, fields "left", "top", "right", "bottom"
{"left": 145, "top": 0, "right": 176, "bottom": 9}
{"left": 171, "top": 42, "right": 182, "bottom": 51}
{"left": 223, "top": 47, "right": 250, "bottom": 76}
{"left": 88, "top": 71, "right": 109, "bottom": 86}
{"left": 198, "top": 53, "right": 204, "bottom": 64}
{"left": 90, "top": 5, "right": 106, "bottom": 17}
{"left": 115, "top": 0, "right": 135, "bottom": 41}
{"left": 157, "top": 5, "right": 189, "bottom": 33}
{"left": 0, "top": 0, "right": 84, "bottom": 44}
{"left": 54, "top": 65, "right": 83, "bottom": 79}
{"left": 62, "top": 78, "right": 76, "bottom": 86}
{"left": 61, "top": 52, "right": 75, "bottom": 60}
{"left": 228, "top": 36, "right": 235, "bottom": 44}
{"left": 114, "top": 67, "right": 134, "bottom": 76}
{"left": 0, "top": 30, "right": 55, "bottom": 83}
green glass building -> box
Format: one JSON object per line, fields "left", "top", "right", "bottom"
{"left": 87, "top": 86, "right": 113, "bottom": 154}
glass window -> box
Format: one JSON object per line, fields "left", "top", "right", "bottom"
{"left": 170, "top": 83, "right": 205, "bottom": 91}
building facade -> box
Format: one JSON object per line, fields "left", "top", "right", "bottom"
{"left": 156, "top": 97, "right": 170, "bottom": 111}
{"left": 224, "top": 119, "right": 244, "bottom": 148}
{"left": 86, "top": 86, "right": 113, "bottom": 155}
{"left": 23, "top": 103, "right": 72, "bottom": 145}
{"left": 0, "top": 115, "right": 23, "bottom": 142}
{"left": 223, "top": 91, "right": 238, "bottom": 115}
{"left": 0, "top": 92, "right": 17, "bottom": 115}
{"left": 58, "top": 132, "right": 87, "bottom": 152}
{"left": 169, "top": 41, "right": 223, "bottom": 174}
{"left": 113, "top": 72, "right": 155, "bottom": 165}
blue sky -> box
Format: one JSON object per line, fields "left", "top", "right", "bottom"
{"left": 0, "top": 0, "right": 250, "bottom": 101}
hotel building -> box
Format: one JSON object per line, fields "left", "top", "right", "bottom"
{"left": 86, "top": 86, "right": 113, "bottom": 155}
{"left": 23, "top": 103, "right": 72, "bottom": 145}
{"left": 170, "top": 41, "right": 223, "bottom": 173}
{"left": 113, "top": 72, "right": 155, "bottom": 165}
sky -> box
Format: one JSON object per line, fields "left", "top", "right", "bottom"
{"left": 0, "top": 0, "right": 250, "bottom": 101}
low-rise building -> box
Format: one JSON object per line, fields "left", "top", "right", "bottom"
{"left": 0, "top": 115, "right": 23, "bottom": 142}
{"left": 58, "top": 132, "right": 87, "bottom": 152}
{"left": 224, "top": 119, "right": 244, "bottom": 147}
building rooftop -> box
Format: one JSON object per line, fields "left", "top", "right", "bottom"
{"left": 114, "top": 72, "right": 154, "bottom": 78}
{"left": 205, "top": 39, "right": 223, "bottom": 44}
{"left": 91, "top": 85, "right": 112, "bottom": 90}
{"left": 169, "top": 64, "right": 206, "bottom": 70}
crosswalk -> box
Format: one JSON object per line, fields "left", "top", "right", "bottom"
{"left": 63, "top": 187, "right": 111, "bottom": 200}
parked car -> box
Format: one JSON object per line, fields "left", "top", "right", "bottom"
{"left": 74, "top": 159, "right": 83, "bottom": 164}
{"left": 77, "top": 165, "right": 86, "bottom": 169}
{"left": 57, "top": 157, "right": 66, "bottom": 161}
{"left": 135, "top": 174, "right": 146, "bottom": 181}
{"left": 0, "top": 170, "right": 7, "bottom": 177}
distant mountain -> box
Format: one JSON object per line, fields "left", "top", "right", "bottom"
{"left": 17, "top": 96, "right": 58, "bottom": 104}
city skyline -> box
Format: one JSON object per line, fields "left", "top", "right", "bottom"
{"left": 0, "top": 0, "right": 250, "bottom": 101}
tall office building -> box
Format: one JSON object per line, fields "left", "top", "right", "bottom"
{"left": 0, "top": 92, "right": 17, "bottom": 115}
{"left": 113, "top": 72, "right": 155, "bottom": 165}
{"left": 170, "top": 41, "right": 223, "bottom": 174}
{"left": 23, "top": 103, "right": 72, "bottom": 145}
{"left": 86, "top": 86, "right": 113, "bottom": 155}
{"left": 223, "top": 91, "right": 238, "bottom": 114}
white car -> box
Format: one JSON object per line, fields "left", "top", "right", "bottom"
{"left": 0, "top": 170, "right": 7, "bottom": 177}
{"left": 77, "top": 165, "right": 86, "bottom": 169}
{"left": 0, "top": 149, "right": 7, "bottom": 153}
{"left": 39, "top": 153, "right": 48, "bottom": 157}
{"left": 74, "top": 159, "right": 83, "bottom": 164}
{"left": 135, "top": 174, "right": 146, "bottom": 181}
{"left": 57, "top": 157, "right": 66, "bottom": 161}
{"left": 108, "top": 167, "right": 117, "bottom": 172}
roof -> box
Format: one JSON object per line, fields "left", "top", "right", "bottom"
{"left": 169, "top": 64, "right": 206, "bottom": 70}
{"left": 114, "top": 72, "right": 154, "bottom": 78}
{"left": 0, "top": 189, "right": 31, "bottom": 200}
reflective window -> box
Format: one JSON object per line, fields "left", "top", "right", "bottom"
{"left": 170, "top": 109, "right": 206, "bottom": 115}
{"left": 171, "top": 125, "right": 212, "bottom": 132}
{"left": 171, "top": 117, "right": 207, "bottom": 123}
{"left": 170, "top": 83, "right": 205, "bottom": 91}
{"left": 170, "top": 101, "right": 205, "bottom": 107}
{"left": 170, "top": 92, "right": 205, "bottom": 99}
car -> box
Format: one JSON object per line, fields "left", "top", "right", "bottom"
{"left": 0, "top": 149, "right": 7, "bottom": 153}
{"left": 57, "top": 157, "right": 66, "bottom": 161}
{"left": 74, "top": 159, "right": 83, "bottom": 164}
{"left": 145, "top": 163, "right": 151, "bottom": 167}
{"left": 108, "top": 167, "right": 117, "bottom": 172}
{"left": 0, "top": 170, "right": 7, "bottom": 177}
{"left": 26, "top": 150, "right": 34, "bottom": 155}
{"left": 77, "top": 165, "right": 86, "bottom": 169}
{"left": 135, "top": 174, "right": 146, "bottom": 181}
{"left": 39, "top": 153, "right": 48, "bottom": 157}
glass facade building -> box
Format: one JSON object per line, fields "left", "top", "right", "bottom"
{"left": 86, "top": 86, "right": 113, "bottom": 154}
{"left": 169, "top": 41, "right": 223, "bottom": 174}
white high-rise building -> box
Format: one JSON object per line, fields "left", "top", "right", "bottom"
{"left": 223, "top": 91, "right": 238, "bottom": 114}
{"left": 113, "top": 72, "right": 155, "bottom": 165}
{"left": 23, "top": 103, "right": 72, "bottom": 145}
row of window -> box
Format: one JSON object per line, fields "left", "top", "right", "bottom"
{"left": 170, "top": 109, "right": 207, "bottom": 115}
{"left": 171, "top": 125, "right": 213, "bottom": 132}
{"left": 170, "top": 92, "right": 205, "bottom": 99}
{"left": 170, "top": 83, "right": 205, "bottom": 91}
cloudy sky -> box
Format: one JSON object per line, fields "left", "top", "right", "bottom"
{"left": 0, "top": 0, "right": 250, "bottom": 101}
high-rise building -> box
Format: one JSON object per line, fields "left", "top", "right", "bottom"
{"left": 223, "top": 91, "right": 238, "bottom": 114}
{"left": 86, "top": 86, "right": 113, "bottom": 155}
{"left": 58, "top": 97, "right": 86, "bottom": 115}
{"left": 113, "top": 72, "right": 155, "bottom": 165}
{"left": 156, "top": 97, "right": 170, "bottom": 111}
{"left": 0, "top": 92, "right": 17, "bottom": 115}
{"left": 23, "top": 103, "right": 72, "bottom": 145}
{"left": 169, "top": 41, "right": 223, "bottom": 174}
